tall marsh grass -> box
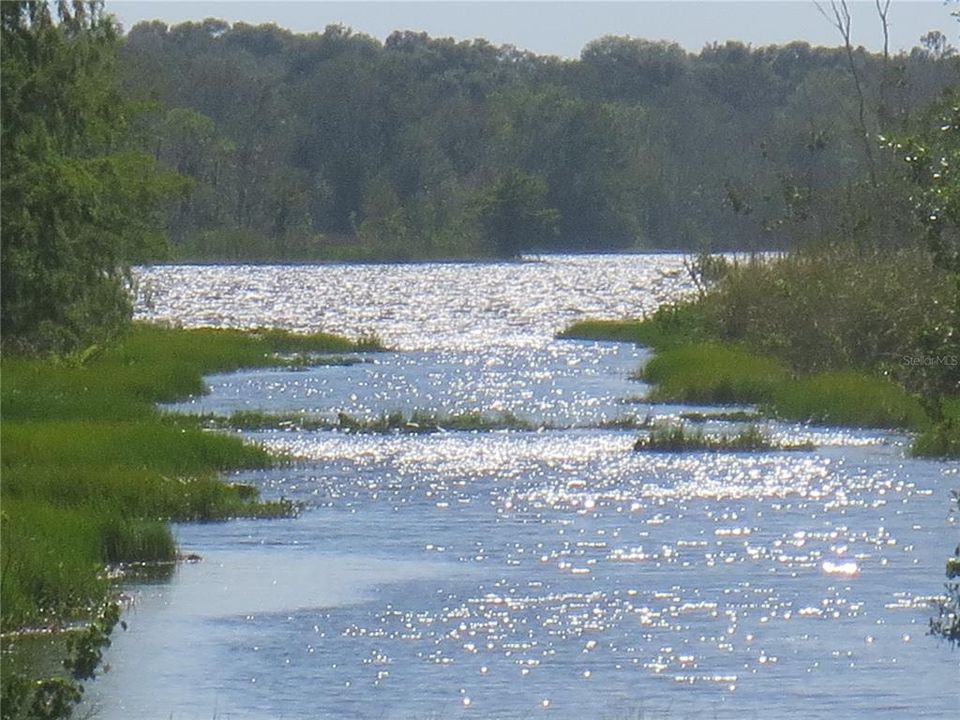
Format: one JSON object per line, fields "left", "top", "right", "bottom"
{"left": 1, "top": 322, "right": 377, "bottom": 630}
{"left": 558, "top": 248, "right": 952, "bottom": 444}
{"left": 640, "top": 343, "right": 788, "bottom": 404}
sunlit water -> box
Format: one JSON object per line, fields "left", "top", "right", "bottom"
{"left": 87, "top": 256, "right": 957, "bottom": 719}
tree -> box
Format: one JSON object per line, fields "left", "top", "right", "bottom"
{"left": 1, "top": 1, "right": 181, "bottom": 354}
{"left": 476, "top": 170, "right": 559, "bottom": 257}
{"left": 882, "top": 91, "right": 960, "bottom": 411}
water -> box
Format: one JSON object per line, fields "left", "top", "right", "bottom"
{"left": 89, "top": 255, "right": 957, "bottom": 718}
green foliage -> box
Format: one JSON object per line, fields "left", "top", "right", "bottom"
{"left": 1, "top": 323, "right": 370, "bottom": 631}
{"left": 638, "top": 340, "right": 927, "bottom": 428}
{"left": 886, "top": 90, "right": 960, "bottom": 274}
{"left": 476, "top": 170, "right": 560, "bottom": 257}
{"left": 930, "top": 491, "right": 960, "bottom": 645}
{"left": 698, "top": 248, "right": 953, "bottom": 375}
{"left": 0, "top": 1, "right": 184, "bottom": 354}
{"left": 1, "top": 602, "right": 121, "bottom": 720}
{"left": 563, "top": 314, "right": 931, "bottom": 430}
{"left": 558, "top": 319, "right": 647, "bottom": 344}
{"left": 640, "top": 343, "right": 789, "bottom": 404}
{"left": 115, "top": 19, "right": 959, "bottom": 260}
{"left": 883, "top": 92, "right": 960, "bottom": 407}
{"left": 912, "top": 399, "right": 960, "bottom": 456}
{"left": 771, "top": 371, "right": 927, "bottom": 428}
{"left": 335, "top": 410, "right": 534, "bottom": 433}
{"left": 634, "top": 422, "right": 812, "bottom": 453}
{"left": 202, "top": 408, "right": 534, "bottom": 433}
{"left": 559, "top": 302, "right": 713, "bottom": 350}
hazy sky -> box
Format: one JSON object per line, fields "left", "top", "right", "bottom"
{"left": 108, "top": 1, "right": 957, "bottom": 56}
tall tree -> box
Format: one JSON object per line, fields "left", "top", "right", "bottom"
{"left": 477, "top": 170, "right": 559, "bottom": 257}
{"left": 1, "top": 0, "right": 180, "bottom": 354}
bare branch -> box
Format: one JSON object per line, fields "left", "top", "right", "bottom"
{"left": 813, "top": 0, "right": 877, "bottom": 184}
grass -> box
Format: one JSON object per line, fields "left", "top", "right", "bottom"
{"left": 912, "top": 399, "right": 960, "bottom": 457}
{"left": 205, "top": 409, "right": 535, "bottom": 433}
{"left": 634, "top": 423, "right": 814, "bottom": 453}
{"left": 679, "top": 410, "right": 763, "bottom": 423}
{"left": 642, "top": 344, "right": 928, "bottom": 429}
{"left": 1, "top": 322, "right": 380, "bottom": 631}
{"left": 639, "top": 343, "right": 789, "bottom": 404}
{"left": 771, "top": 371, "right": 928, "bottom": 429}
{"left": 558, "top": 319, "right": 648, "bottom": 344}
{"left": 558, "top": 303, "right": 708, "bottom": 351}
{"left": 560, "top": 308, "right": 934, "bottom": 432}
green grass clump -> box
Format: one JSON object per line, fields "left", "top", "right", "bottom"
{"left": 634, "top": 423, "right": 812, "bottom": 453}
{"left": 203, "top": 409, "right": 535, "bottom": 433}
{"left": 558, "top": 303, "right": 709, "bottom": 350}
{"left": 558, "top": 319, "right": 647, "bottom": 344}
{"left": 558, "top": 250, "right": 955, "bottom": 454}
{"left": 2, "top": 324, "right": 385, "bottom": 421}
{"left": 336, "top": 409, "right": 534, "bottom": 433}
{"left": 595, "top": 415, "right": 656, "bottom": 430}
{"left": 1, "top": 322, "right": 370, "bottom": 631}
{"left": 640, "top": 343, "right": 789, "bottom": 404}
{"left": 639, "top": 347, "right": 927, "bottom": 429}
{"left": 771, "top": 371, "right": 928, "bottom": 429}
{"left": 912, "top": 399, "right": 960, "bottom": 457}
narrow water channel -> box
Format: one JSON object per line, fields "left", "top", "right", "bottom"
{"left": 86, "top": 256, "right": 957, "bottom": 719}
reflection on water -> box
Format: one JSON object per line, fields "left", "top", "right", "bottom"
{"left": 133, "top": 255, "right": 692, "bottom": 351}
{"left": 88, "top": 256, "right": 957, "bottom": 719}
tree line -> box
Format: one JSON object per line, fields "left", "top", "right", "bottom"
{"left": 119, "top": 16, "right": 958, "bottom": 260}
{"left": 2, "top": 1, "right": 958, "bottom": 352}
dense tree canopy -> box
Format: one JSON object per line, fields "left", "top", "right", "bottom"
{"left": 1, "top": 1, "right": 181, "bottom": 354}
{"left": 117, "top": 18, "right": 960, "bottom": 260}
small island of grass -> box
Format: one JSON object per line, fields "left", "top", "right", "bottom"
{"left": 634, "top": 423, "right": 814, "bottom": 453}
{"left": 207, "top": 408, "right": 535, "bottom": 433}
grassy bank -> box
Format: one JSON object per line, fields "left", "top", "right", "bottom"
{"left": 559, "top": 281, "right": 954, "bottom": 454}
{"left": 1, "top": 323, "right": 382, "bottom": 632}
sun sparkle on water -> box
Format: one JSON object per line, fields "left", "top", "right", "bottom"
{"left": 85, "top": 256, "right": 960, "bottom": 720}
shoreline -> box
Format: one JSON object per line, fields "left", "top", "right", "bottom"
{"left": 557, "top": 317, "right": 959, "bottom": 459}
{"left": 0, "top": 323, "right": 386, "bottom": 711}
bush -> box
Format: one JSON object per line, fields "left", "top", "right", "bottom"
{"left": 699, "top": 247, "right": 955, "bottom": 381}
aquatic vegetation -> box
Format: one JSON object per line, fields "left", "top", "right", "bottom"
{"left": 594, "top": 414, "right": 657, "bottom": 430}
{"left": 639, "top": 343, "right": 788, "bottom": 405}
{"left": 644, "top": 348, "right": 927, "bottom": 429}
{"left": 1, "top": 602, "right": 122, "bottom": 720}
{"left": 208, "top": 409, "right": 536, "bottom": 433}
{"left": 563, "top": 311, "right": 934, "bottom": 432}
{"left": 771, "top": 371, "right": 928, "bottom": 429}
{"left": 275, "top": 354, "right": 368, "bottom": 369}
{"left": 1, "top": 322, "right": 368, "bottom": 631}
{"left": 558, "top": 303, "right": 708, "bottom": 351}
{"left": 557, "top": 319, "right": 647, "bottom": 344}
{"left": 912, "top": 399, "right": 960, "bottom": 457}
{"left": 634, "top": 423, "right": 814, "bottom": 453}
{"left": 930, "top": 491, "right": 960, "bottom": 645}
{"left": 679, "top": 410, "right": 762, "bottom": 423}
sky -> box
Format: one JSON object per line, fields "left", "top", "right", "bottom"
{"left": 108, "top": 1, "right": 957, "bottom": 57}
